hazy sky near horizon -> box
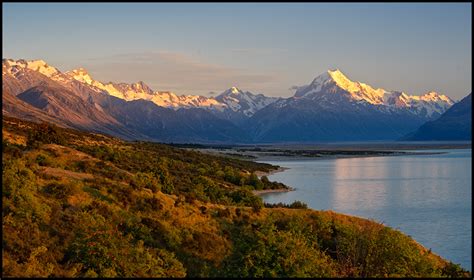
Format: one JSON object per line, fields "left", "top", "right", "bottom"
{"left": 3, "top": 3, "right": 472, "bottom": 99}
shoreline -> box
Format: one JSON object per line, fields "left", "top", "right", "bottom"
{"left": 250, "top": 150, "right": 454, "bottom": 196}
{"left": 252, "top": 166, "right": 294, "bottom": 196}
{"left": 252, "top": 186, "right": 295, "bottom": 196}
{"left": 254, "top": 166, "right": 289, "bottom": 177}
{"left": 253, "top": 151, "right": 448, "bottom": 162}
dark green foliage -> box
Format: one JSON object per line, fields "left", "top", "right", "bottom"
{"left": 43, "top": 182, "right": 74, "bottom": 199}
{"left": 2, "top": 139, "right": 24, "bottom": 159}
{"left": 215, "top": 217, "right": 336, "bottom": 277}
{"left": 265, "top": 200, "right": 308, "bottom": 209}
{"left": 82, "top": 186, "right": 114, "bottom": 204}
{"left": 35, "top": 154, "right": 49, "bottom": 166}
{"left": 247, "top": 173, "right": 264, "bottom": 190}
{"left": 72, "top": 140, "right": 286, "bottom": 206}
{"left": 65, "top": 213, "right": 186, "bottom": 277}
{"left": 26, "top": 122, "right": 66, "bottom": 148}
{"left": 130, "top": 172, "right": 161, "bottom": 193}
{"left": 441, "top": 262, "right": 472, "bottom": 278}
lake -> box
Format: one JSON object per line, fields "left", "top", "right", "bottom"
{"left": 260, "top": 149, "right": 472, "bottom": 271}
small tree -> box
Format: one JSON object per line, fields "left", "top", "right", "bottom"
{"left": 289, "top": 201, "right": 308, "bottom": 209}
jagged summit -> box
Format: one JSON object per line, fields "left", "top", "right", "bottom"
{"left": 215, "top": 87, "right": 279, "bottom": 117}
{"left": 327, "top": 69, "right": 358, "bottom": 90}
{"left": 219, "top": 86, "right": 243, "bottom": 96}
{"left": 418, "top": 91, "right": 453, "bottom": 103}
{"left": 327, "top": 68, "right": 344, "bottom": 78}
{"left": 5, "top": 58, "right": 47, "bottom": 65}
{"left": 70, "top": 67, "right": 88, "bottom": 74}
{"left": 300, "top": 69, "right": 360, "bottom": 99}
{"left": 67, "top": 68, "right": 94, "bottom": 84}
{"left": 4, "top": 58, "right": 60, "bottom": 77}
{"left": 309, "top": 69, "right": 372, "bottom": 95}
{"left": 130, "top": 81, "right": 154, "bottom": 94}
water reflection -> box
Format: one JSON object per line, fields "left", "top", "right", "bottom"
{"left": 332, "top": 157, "right": 388, "bottom": 211}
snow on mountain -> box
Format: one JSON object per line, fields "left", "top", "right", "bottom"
{"left": 383, "top": 91, "right": 454, "bottom": 117}
{"left": 3, "top": 59, "right": 60, "bottom": 77}
{"left": 215, "top": 87, "right": 279, "bottom": 117}
{"left": 58, "top": 68, "right": 130, "bottom": 99}
{"left": 147, "top": 91, "right": 227, "bottom": 111}
{"left": 67, "top": 68, "right": 94, "bottom": 84}
{"left": 295, "top": 69, "right": 454, "bottom": 117}
{"left": 2, "top": 59, "right": 453, "bottom": 120}
{"left": 57, "top": 65, "right": 276, "bottom": 116}
{"left": 52, "top": 66, "right": 221, "bottom": 110}
{"left": 402, "top": 93, "right": 471, "bottom": 141}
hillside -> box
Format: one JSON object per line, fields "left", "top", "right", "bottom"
{"left": 2, "top": 116, "right": 470, "bottom": 278}
{"left": 403, "top": 93, "right": 472, "bottom": 141}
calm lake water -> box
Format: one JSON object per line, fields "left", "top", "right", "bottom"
{"left": 260, "top": 149, "right": 472, "bottom": 271}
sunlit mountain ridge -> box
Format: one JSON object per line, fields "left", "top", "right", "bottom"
{"left": 2, "top": 58, "right": 462, "bottom": 143}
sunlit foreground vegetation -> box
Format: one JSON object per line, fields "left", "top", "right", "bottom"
{"left": 2, "top": 116, "right": 470, "bottom": 278}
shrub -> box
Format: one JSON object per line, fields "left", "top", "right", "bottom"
{"left": 264, "top": 201, "right": 308, "bottom": 209}
{"left": 442, "top": 262, "right": 471, "bottom": 278}
{"left": 43, "top": 182, "right": 78, "bottom": 199}
{"left": 26, "top": 122, "right": 66, "bottom": 148}
{"left": 35, "top": 154, "right": 53, "bottom": 167}
{"left": 3, "top": 139, "right": 24, "bottom": 158}
{"left": 289, "top": 201, "right": 308, "bottom": 209}
{"left": 83, "top": 186, "right": 114, "bottom": 204}
{"left": 130, "top": 172, "right": 161, "bottom": 193}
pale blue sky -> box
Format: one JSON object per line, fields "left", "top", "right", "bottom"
{"left": 3, "top": 3, "right": 471, "bottom": 99}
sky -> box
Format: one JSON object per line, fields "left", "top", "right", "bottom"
{"left": 2, "top": 3, "right": 472, "bottom": 99}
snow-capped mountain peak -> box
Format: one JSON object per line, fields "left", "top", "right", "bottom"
{"left": 111, "top": 81, "right": 155, "bottom": 96}
{"left": 308, "top": 69, "right": 350, "bottom": 87}
{"left": 297, "top": 69, "right": 384, "bottom": 105}
{"left": 327, "top": 69, "right": 361, "bottom": 93}
{"left": 230, "top": 86, "right": 241, "bottom": 94}
{"left": 3, "top": 58, "right": 60, "bottom": 77}
{"left": 418, "top": 91, "right": 453, "bottom": 103}
{"left": 308, "top": 71, "right": 330, "bottom": 87}
{"left": 215, "top": 87, "right": 279, "bottom": 117}
{"left": 294, "top": 68, "right": 454, "bottom": 118}
{"left": 132, "top": 81, "right": 154, "bottom": 94}
{"left": 67, "top": 68, "right": 94, "bottom": 85}
{"left": 220, "top": 86, "right": 244, "bottom": 96}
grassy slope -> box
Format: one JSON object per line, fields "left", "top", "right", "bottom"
{"left": 2, "top": 116, "right": 470, "bottom": 278}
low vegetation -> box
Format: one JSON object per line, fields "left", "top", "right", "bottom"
{"left": 2, "top": 116, "right": 470, "bottom": 278}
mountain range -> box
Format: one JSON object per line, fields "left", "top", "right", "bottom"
{"left": 3, "top": 58, "right": 463, "bottom": 143}
{"left": 402, "top": 93, "right": 471, "bottom": 141}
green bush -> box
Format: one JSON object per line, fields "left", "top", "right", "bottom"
{"left": 130, "top": 172, "right": 161, "bottom": 193}
{"left": 289, "top": 201, "right": 308, "bottom": 209}
{"left": 215, "top": 219, "right": 336, "bottom": 277}
{"left": 35, "top": 154, "right": 55, "bottom": 167}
